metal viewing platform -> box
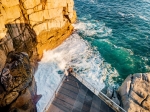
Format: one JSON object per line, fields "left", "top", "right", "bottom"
{"left": 45, "top": 72, "right": 126, "bottom": 112}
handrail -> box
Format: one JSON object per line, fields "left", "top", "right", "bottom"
{"left": 71, "top": 72, "right": 126, "bottom": 112}
{"left": 44, "top": 75, "right": 65, "bottom": 112}
{"left": 44, "top": 72, "right": 126, "bottom": 112}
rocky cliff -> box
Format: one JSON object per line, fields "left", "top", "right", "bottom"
{"left": 0, "top": 0, "right": 76, "bottom": 60}
{"left": 0, "top": 0, "right": 76, "bottom": 111}
{"left": 0, "top": 52, "right": 37, "bottom": 112}
{"left": 118, "top": 73, "right": 150, "bottom": 112}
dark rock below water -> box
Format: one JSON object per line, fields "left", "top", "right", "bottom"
{"left": 118, "top": 73, "right": 150, "bottom": 112}
{"left": 0, "top": 52, "right": 37, "bottom": 112}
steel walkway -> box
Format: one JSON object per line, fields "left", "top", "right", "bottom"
{"left": 47, "top": 76, "right": 115, "bottom": 112}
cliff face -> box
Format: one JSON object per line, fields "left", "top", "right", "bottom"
{"left": 0, "top": 0, "right": 76, "bottom": 61}
{"left": 0, "top": 52, "right": 37, "bottom": 112}
{"left": 0, "top": 0, "right": 76, "bottom": 111}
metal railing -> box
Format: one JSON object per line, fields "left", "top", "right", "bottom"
{"left": 44, "top": 72, "right": 126, "bottom": 112}
{"left": 44, "top": 75, "right": 66, "bottom": 112}
{"left": 71, "top": 72, "right": 126, "bottom": 112}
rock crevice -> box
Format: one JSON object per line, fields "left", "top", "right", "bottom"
{"left": 118, "top": 73, "right": 150, "bottom": 112}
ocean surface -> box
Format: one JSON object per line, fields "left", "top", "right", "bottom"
{"left": 35, "top": 0, "right": 150, "bottom": 111}
{"left": 74, "top": 0, "right": 150, "bottom": 85}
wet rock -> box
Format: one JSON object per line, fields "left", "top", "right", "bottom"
{"left": 106, "top": 86, "right": 113, "bottom": 98}
{"left": 112, "top": 91, "right": 120, "bottom": 105}
{"left": 106, "top": 86, "right": 120, "bottom": 105}
{"left": 9, "top": 87, "right": 37, "bottom": 112}
{"left": 2, "top": 92, "right": 19, "bottom": 106}
{"left": 0, "top": 52, "right": 33, "bottom": 108}
{"left": 1, "top": 68, "right": 13, "bottom": 91}
{"left": 118, "top": 73, "right": 150, "bottom": 112}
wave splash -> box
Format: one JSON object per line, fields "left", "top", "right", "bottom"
{"left": 73, "top": 20, "right": 112, "bottom": 37}
{"left": 34, "top": 33, "right": 119, "bottom": 112}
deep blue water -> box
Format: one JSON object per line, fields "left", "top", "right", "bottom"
{"left": 74, "top": 0, "right": 150, "bottom": 84}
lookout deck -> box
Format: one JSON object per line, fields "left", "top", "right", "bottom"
{"left": 47, "top": 76, "right": 115, "bottom": 112}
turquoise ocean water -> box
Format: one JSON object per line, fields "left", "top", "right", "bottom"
{"left": 74, "top": 0, "right": 150, "bottom": 85}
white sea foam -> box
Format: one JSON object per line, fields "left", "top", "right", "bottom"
{"left": 100, "top": 39, "right": 134, "bottom": 56}
{"left": 118, "top": 12, "right": 125, "bottom": 17}
{"left": 73, "top": 20, "right": 112, "bottom": 37}
{"left": 118, "top": 12, "right": 135, "bottom": 18}
{"left": 139, "top": 15, "right": 148, "bottom": 21}
{"left": 35, "top": 33, "right": 119, "bottom": 112}
{"left": 142, "top": 0, "right": 150, "bottom": 3}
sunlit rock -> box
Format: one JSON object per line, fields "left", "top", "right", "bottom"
{"left": 0, "top": 0, "right": 76, "bottom": 59}
{"left": 0, "top": 0, "right": 76, "bottom": 111}
{"left": 118, "top": 73, "right": 150, "bottom": 112}
{"left": 1, "top": 0, "right": 19, "bottom": 7}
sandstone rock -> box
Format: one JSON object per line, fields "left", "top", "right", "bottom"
{"left": 36, "top": 21, "right": 74, "bottom": 58}
{"left": 33, "top": 16, "right": 64, "bottom": 35}
{"left": 23, "top": 0, "right": 41, "bottom": 9}
{"left": 0, "top": 0, "right": 76, "bottom": 59}
{"left": 0, "top": 0, "right": 76, "bottom": 111}
{"left": 29, "top": 8, "right": 63, "bottom": 27}
{"left": 0, "top": 52, "right": 32, "bottom": 107}
{"left": 68, "top": 6, "right": 73, "bottom": 13}
{"left": 68, "top": 13, "right": 74, "bottom": 21}
{"left": 1, "top": 0, "right": 19, "bottom": 7}
{"left": 118, "top": 73, "right": 150, "bottom": 112}
{"left": 44, "top": 8, "right": 63, "bottom": 20}
{"left": 33, "top": 22, "right": 47, "bottom": 36}
{"left": 27, "top": 9, "right": 34, "bottom": 15}
{"left": 118, "top": 74, "right": 131, "bottom": 96}
{"left": 2, "top": 92, "right": 19, "bottom": 106}
{"left": 3, "top": 23, "right": 37, "bottom": 57}
{"left": 142, "top": 95, "right": 150, "bottom": 110}
{"left": 2, "top": 5, "right": 21, "bottom": 23}
{"left": 29, "top": 11, "right": 44, "bottom": 24}
{"left": 0, "top": 33, "right": 14, "bottom": 54}
{"left": 70, "top": 10, "right": 77, "bottom": 23}
{"left": 0, "top": 50, "right": 6, "bottom": 72}
{"left": 0, "top": 16, "right": 6, "bottom": 32}
{"left": 9, "top": 88, "right": 36, "bottom": 112}
{"left": 1, "top": 68, "right": 13, "bottom": 91}
{"left": 46, "top": 0, "right": 67, "bottom": 8}
{"left": 67, "top": 0, "right": 74, "bottom": 6}
{"left": 129, "top": 90, "right": 143, "bottom": 104}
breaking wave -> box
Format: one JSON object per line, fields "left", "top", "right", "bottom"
{"left": 34, "top": 33, "right": 119, "bottom": 112}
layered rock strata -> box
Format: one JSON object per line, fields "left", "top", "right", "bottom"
{"left": 0, "top": 0, "right": 76, "bottom": 59}
{"left": 0, "top": 0, "right": 76, "bottom": 111}
{"left": 0, "top": 52, "right": 37, "bottom": 111}
{"left": 118, "top": 73, "right": 150, "bottom": 112}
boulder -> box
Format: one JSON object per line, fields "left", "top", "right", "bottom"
{"left": 106, "top": 86, "right": 113, "bottom": 98}
{"left": 8, "top": 78, "right": 37, "bottom": 112}
{"left": 0, "top": 52, "right": 33, "bottom": 107}
{"left": 118, "top": 73, "right": 150, "bottom": 112}
{"left": 112, "top": 91, "right": 120, "bottom": 106}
